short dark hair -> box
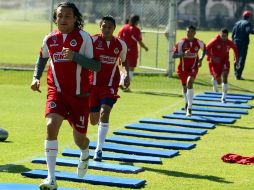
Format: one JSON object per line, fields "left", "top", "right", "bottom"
{"left": 221, "top": 28, "right": 229, "bottom": 35}
{"left": 187, "top": 25, "right": 196, "bottom": 31}
{"left": 100, "top": 15, "right": 116, "bottom": 27}
{"left": 53, "top": 2, "right": 84, "bottom": 29}
{"left": 130, "top": 15, "right": 140, "bottom": 25}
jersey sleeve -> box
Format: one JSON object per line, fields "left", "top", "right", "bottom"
{"left": 80, "top": 31, "right": 94, "bottom": 59}
{"left": 118, "top": 39, "right": 127, "bottom": 62}
{"left": 40, "top": 35, "right": 50, "bottom": 58}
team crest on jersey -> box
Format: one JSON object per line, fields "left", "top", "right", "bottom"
{"left": 50, "top": 35, "right": 58, "bottom": 47}
{"left": 217, "top": 45, "right": 221, "bottom": 49}
{"left": 114, "top": 48, "right": 119, "bottom": 54}
{"left": 49, "top": 101, "right": 56, "bottom": 109}
{"left": 70, "top": 39, "right": 77, "bottom": 47}
{"left": 194, "top": 46, "right": 198, "bottom": 51}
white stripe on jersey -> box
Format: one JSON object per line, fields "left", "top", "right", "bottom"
{"left": 79, "top": 30, "right": 93, "bottom": 58}
{"left": 118, "top": 39, "right": 127, "bottom": 62}
{"left": 197, "top": 40, "right": 205, "bottom": 51}
{"left": 131, "top": 35, "right": 138, "bottom": 42}
{"left": 178, "top": 40, "right": 185, "bottom": 71}
{"left": 93, "top": 71, "right": 97, "bottom": 85}
{"left": 108, "top": 62, "right": 118, "bottom": 86}
{"left": 41, "top": 35, "right": 50, "bottom": 58}
{"left": 50, "top": 60, "right": 61, "bottom": 92}
{"left": 76, "top": 64, "right": 82, "bottom": 95}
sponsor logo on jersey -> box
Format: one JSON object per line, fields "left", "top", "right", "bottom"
{"left": 114, "top": 48, "right": 119, "bottom": 54}
{"left": 194, "top": 46, "right": 198, "bottom": 51}
{"left": 99, "top": 55, "right": 117, "bottom": 64}
{"left": 96, "top": 41, "right": 104, "bottom": 50}
{"left": 53, "top": 52, "right": 69, "bottom": 62}
{"left": 217, "top": 45, "right": 221, "bottom": 49}
{"left": 49, "top": 101, "right": 56, "bottom": 109}
{"left": 70, "top": 39, "right": 77, "bottom": 47}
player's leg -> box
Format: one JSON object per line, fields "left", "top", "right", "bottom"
{"left": 209, "top": 63, "right": 219, "bottom": 92}
{"left": 68, "top": 97, "right": 90, "bottom": 178}
{"left": 89, "top": 86, "right": 100, "bottom": 125}
{"left": 221, "top": 69, "right": 229, "bottom": 103}
{"left": 178, "top": 71, "right": 188, "bottom": 110}
{"left": 93, "top": 103, "right": 112, "bottom": 161}
{"left": 40, "top": 113, "right": 64, "bottom": 190}
{"left": 186, "top": 76, "right": 194, "bottom": 116}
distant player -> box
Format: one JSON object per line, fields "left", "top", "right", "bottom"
{"left": 206, "top": 28, "right": 239, "bottom": 103}
{"left": 118, "top": 15, "right": 148, "bottom": 91}
{"left": 232, "top": 10, "right": 254, "bottom": 80}
{"left": 90, "top": 16, "right": 129, "bottom": 161}
{"left": 30, "top": 2, "right": 100, "bottom": 189}
{"left": 173, "top": 25, "right": 206, "bottom": 116}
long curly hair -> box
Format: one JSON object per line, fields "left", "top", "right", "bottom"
{"left": 53, "top": 2, "right": 84, "bottom": 29}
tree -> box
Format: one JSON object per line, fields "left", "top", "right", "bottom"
{"left": 199, "top": 0, "right": 208, "bottom": 28}
{"left": 229, "top": 0, "right": 253, "bottom": 19}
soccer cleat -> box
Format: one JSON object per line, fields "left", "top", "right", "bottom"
{"left": 119, "top": 84, "right": 125, "bottom": 90}
{"left": 77, "top": 156, "right": 89, "bottom": 178}
{"left": 39, "top": 178, "right": 58, "bottom": 190}
{"left": 93, "top": 150, "right": 103, "bottom": 162}
{"left": 123, "top": 87, "right": 131, "bottom": 92}
{"left": 221, "top": 98, "right": 226, "bottom": 103}
{"left": 186, "top": 108, "right": 192, "bottom": 116}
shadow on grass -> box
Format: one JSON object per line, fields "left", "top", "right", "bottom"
{"left": 143, "top": 167, "right": 233, "bottom": 184}
{"left": 0, "top": 140, "right": 13, "bottom": 143}
{"left": 132, "top": 90, "right": 182, "bottom": 98}
{"left": 220, "top": 124, "right": 254, "bottom": 130}
{"left": 0, "top": 164, "right": 30, "bottom": 173}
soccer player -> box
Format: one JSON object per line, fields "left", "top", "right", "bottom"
{"left": 118, "top": 15, "right": 148, "bottom": 91}
{"left": 206, "top": 28, "right": 239, "bottom": 103}
{"left": 173, "top": 25, "right": 206, "bottom": 116}
{"left": 90, "top": 15, "right": 129, "bottom": 161}
{"left": 232, "top": 10, "right": 254, "bottom": 80}
{"left": 30, "top": 2, "right": 100, "bottom": 189}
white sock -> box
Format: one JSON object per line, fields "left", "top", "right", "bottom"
{"left": 129, "top": 71, "right": 133, "bottom": 81}
{"left": 80, "top": 147, "right": 89, "bottom": 161}
{"left": 187, "top": 88, "right": 194, "bottom": 109}
{"left": 211, "top": 78, "right": 218, "bottom": 92}
{"left": 119, "top": 71, "right": 125, "bottom": 86}
{"left": 45, "top": 140, "right": 58, "bottom": 180}
{"left": 95, "top": 122, "right": 109, "bottom": 152}
{"left": 222, "top": 83, "right": 228, "bottom": 100}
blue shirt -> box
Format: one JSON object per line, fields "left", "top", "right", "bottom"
{"left": 232, "top": 19, "right": 254, "bottom": 45}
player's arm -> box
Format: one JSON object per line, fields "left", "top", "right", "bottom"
{"left": 31, "top": 36, "right": 50, "bottom": 93}
{"left": 138, "top": 40, "right": 148, "bottom": 51}
{"left": 230, "top": 40, "right": 239, "bottom": 68}
{"left": 72, "top": 52, "right": 101, "bottom": 72}
{"left": 245, "top": 23, "right": 254, "bottom": 34}
{"left": 119, "top": 40, "right": 130, "bottom": 88}
{"left": 198, "top": 41, "right": 206, "bottom": 67}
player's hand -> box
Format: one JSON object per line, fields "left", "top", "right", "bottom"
{"left": 124, "top": 75, "right": 130, "bottom": 88}
{"left": 235, "top": 62, "right": 240, "bottom": 69}
{"left": 198, "top": 59, "right": 203, "bottom": 68}
{"left": 144, "top": 47, "right": 148, "bottom": 52}
{"left": 31, "top": 79, "right": 41, "bottom": 93}
{"left": 183, "top": 49, "right": 192, "bottom": 57}
{"left": 62, "top": 48, "right": 74, "bottom": 60}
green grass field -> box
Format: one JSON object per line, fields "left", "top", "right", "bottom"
{"left": 0, "top": 20, "right": 254, "bottom": 190}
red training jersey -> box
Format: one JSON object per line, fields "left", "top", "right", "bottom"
{"left": 174, "top": 38, "right": 205, "bottom": 72}
{"left": 118, "top": 24, "right": 142, "bottom": 55}
{"left": 206, "top": 34, "right": 238, "bottom": 65}
{"left": 91, "top": 34, "right": 127, "bottom": 88}
{"left": 40, "top": 28, "right": 94, "bottom": 96}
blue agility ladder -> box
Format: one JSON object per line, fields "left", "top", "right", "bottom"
{"left": 21, "top": 170, "right": 146, "bottom": 188}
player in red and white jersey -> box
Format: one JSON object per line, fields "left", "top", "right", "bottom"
{"left": 30, "top": 2, "right": 100, "bottom": 189}
{"left": 118, "top": 15, "right": 148, "bottom": 91}
{"left": 90, "top": 15, "right": 129, "bottom": 161}
{"left": 173, "top": 25, "right": 206, "bottom": 116}
{"left": 206, "top": 28, "right": 239, "bottom": 103}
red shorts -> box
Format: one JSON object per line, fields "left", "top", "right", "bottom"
{"left": 89, "top": 86, "right": 119, "bottom": 112}
{"left": 45, "top": 91, "right": 89, "bottom": 134}
{"left": 209, "top": 62, "right": 230, "bottom": 80}
{"left": 127, "top": 51, "right": 138, "bottom": 68}
{"left": 177, "top": 66, "right": 198, "bottom": 85}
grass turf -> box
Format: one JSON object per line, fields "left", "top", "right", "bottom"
{"left": 0, "top": 20, "right": 254, "bottom": 190}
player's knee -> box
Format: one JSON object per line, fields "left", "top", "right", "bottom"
{"left": 90, "top": 118, "right": 99, "bottom": 126}
{"left": 100, "top": 107, "right": 111, "bottom": 122}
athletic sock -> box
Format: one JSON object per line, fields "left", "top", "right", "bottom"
{"left": 119, "top": 71, "right": 125, "bottom": 86}
{"left": 45, "top": 140, "right": 58, "bottom": 180}
{"left": 129, "top": 71, "right": 133, "bottom": 81}
{"left": 80, "top": 147, "right": 89, "bottom": 161}
{"left": 183, "top": 90, "right": 187, "bottom": 104}
{"left": 95, "top": 122, "right": 109, "bottom": 152}
{"left": 187, "top": 88, "right": 194, "bottom": 109}
{"left": 222, "top": 83, "right": 228, "bottom": 100}
{"left": 211, "top": 78, "right": 218, "bottom": 92}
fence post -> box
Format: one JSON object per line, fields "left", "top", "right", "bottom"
{"left": 167, "top": 0, "right": 177, "bottom": 77}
